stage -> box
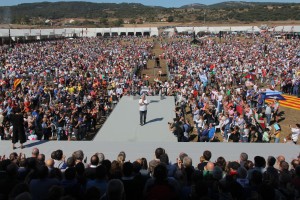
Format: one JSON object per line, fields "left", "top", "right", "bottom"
{"left": 0, "top": 95, "right": 299, "bottom": 165}
{"left": 0, "top": 141, "right": 299, "bottom": 165}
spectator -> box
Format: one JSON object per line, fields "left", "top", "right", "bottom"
{"left": 53, "top": 149, "right": 67, "bottom": 170}
{"left": 29, "top": 165, "right": 60, "bottom": 200}
{"left": 100, "top": 179, "right": 125, "bottom": 200}
{"left": 86, "top": 165, "right": 108, "bottom": 197}
{"left": 197, "top": 150, "right": 212, "bottom": 171}
{"left": 85, "top": 154, "right": 100, "bottom": 180}
{"left": 148, "top": 147, "right": 164, "bottom": 175}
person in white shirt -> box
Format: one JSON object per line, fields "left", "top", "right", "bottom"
{"left": 139, "top": 94, "right": 149, "bottom": 126}
{"left": 290, "top": 124, "right": 300, "bottom": 144}
{"left": 265, "top": 103, "right": 272, "bottom": 126}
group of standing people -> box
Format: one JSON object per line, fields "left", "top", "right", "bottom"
{"left": 0, "top": 37, "right": 155, "bottom": 148}
{"left": 155, "top": 32, "right": 300, "bottom": 143}
{"left": 1, "top": 31, "right": 300, "bottom": 145}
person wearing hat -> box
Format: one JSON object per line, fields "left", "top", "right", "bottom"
{"left": 139, "top": 94, "right": 148, "bottom": 126}
{"left": 8, "top": 107, "right": 26, "bottom": 149}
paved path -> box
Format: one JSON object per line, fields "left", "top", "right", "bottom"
{"left": 94, "top": 96, "right": 177, "bottom": 142}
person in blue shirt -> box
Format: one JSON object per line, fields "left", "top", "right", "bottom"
{"left": 208, "top": 123, "right": 216, "bottom": 142}
{"left": 198, "top": 124, "right": 209, "bottom": 142}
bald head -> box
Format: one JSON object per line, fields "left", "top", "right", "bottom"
{"left": 277, "top": 155, "right": 285, "bottom": 163}
{"left": 45, "top": 159, "right": 54, "bottom": 168}
{"left": 205, "top": 162, "right": 215, "bottom": 171}
{"left": 32, "top": 148, "right": 39, "bottom": 158}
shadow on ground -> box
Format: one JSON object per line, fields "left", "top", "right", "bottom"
{"left": 147, "top": 117, "right": 164, "bottom": 124}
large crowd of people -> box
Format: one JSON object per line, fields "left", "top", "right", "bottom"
{"left": 0, "top": 32, "right": 299, "bottom": 145}
{"left": 160, "top": 33, "right": 300, "bottom": 143}
{"left": 0, "top": 147, "right": 299, "bottom": 200}
{"left": 0, "top": 31, "right": 299, "bottom": 199}
{"left": 0, "top": 37, "right": 154, "bottom": 143}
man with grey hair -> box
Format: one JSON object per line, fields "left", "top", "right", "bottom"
{"left": 96, "top": 152, "right": 105, "bottom": 165}
{"left": 239, "top": 152, "right": 248, "bottom": 167}
{"left": 72, "top": 150, "right": 86, "bottom": 165}
{"left": 183, "top": 156, "right": 193, "bottom": 168}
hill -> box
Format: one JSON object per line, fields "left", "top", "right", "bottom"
{"left": 0, "top": 1, "right": 300, "bottom": 26}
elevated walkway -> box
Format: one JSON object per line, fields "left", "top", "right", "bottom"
{"left": 0, "top": 96, "right": 298, "bottom": 164}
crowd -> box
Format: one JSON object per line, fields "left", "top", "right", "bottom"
{"left": 0, "top": 33, "right": 300, "bottom": 145}
{"left": 157, "top": 33, "right": 300, "bottom": 143}
{"left": 0, "top": 147, "right": 299, "bottom": 200}
{"left": 0, "top": 37, "right": 154, "bottom": 142}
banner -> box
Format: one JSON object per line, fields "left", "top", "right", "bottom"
{"left": 199, "top": 74, "right": 207, "bottom": 83}
{"left": 13, "top": 78, "right": 22, "bottom": 90}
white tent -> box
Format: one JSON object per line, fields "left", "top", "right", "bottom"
{"left": 176, "top": 26, "right": 261, "bottom": 34}
{"left": 176, "top": 27, "right": 194, "bottom": 33}
{"left": 269, "top": 25, "right": 300, "bottom": 33}
{"left": 162, "top": 28, "right": 175, "bottom": 36}
{"left": 0, "top": 27, "right": 159, "bottom": 39}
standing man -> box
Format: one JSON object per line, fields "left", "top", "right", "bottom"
{"left": 265, "top": 103, "right": 272, "bottom": 126}
{"left": 139, "top": 94, "right": 148, "bottom": 126}
{"left": 9, "top": 107, "right": 26, "bottom": 149}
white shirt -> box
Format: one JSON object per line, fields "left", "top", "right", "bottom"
{"left": 265, "top": 106, "right": 272, "bottom": 115}
{"left": 139, "top": 99, "right": 148, "bottom": 111}
{"left": 116, "top": 87, "right": 123, "bottom": 95}
{"left": 291, "top": 128, "right": 300, "bottom": 142}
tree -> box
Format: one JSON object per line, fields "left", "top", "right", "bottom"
{"left": 129, "top": 19, "right": 136, "bottom": 24}
{"left": 99, "top": 17, "right": 108, "bottom": 25}
{"left": 112, "top": 18, "right": 124, "bottom": 27}
{"left": 167, "top": 15, "right": 174, "bottom": 22}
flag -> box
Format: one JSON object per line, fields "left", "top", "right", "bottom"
{"left": 13, "top": 78, "right": 22, "bottom": 90}
{"left": 199, "top": 74, "right": 207, "bottom": 83}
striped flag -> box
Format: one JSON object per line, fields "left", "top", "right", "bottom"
{"left": 13, "top": 78, "right": 22, "bottom": 90}
{"left": 265, "top": 94, "right": 300, "bottom": 111}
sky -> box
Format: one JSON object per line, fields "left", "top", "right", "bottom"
{"left": 1, "top": 0, "right": 300, "bottom": 8}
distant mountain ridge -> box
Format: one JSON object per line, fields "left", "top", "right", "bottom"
{"left": 0, "top": 1, "right": 299, "bottom": 26}
{"left": 180, "top": 3, "right": 207, "bottom": 9}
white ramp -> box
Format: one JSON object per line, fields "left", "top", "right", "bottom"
{"left": 94, "top": 96, "right": 177, "bottom": 142}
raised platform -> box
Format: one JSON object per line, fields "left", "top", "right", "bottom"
{"left": 0, "top": 141, "right": 298, "bottom": 164}
{"left": 0, "top": 95, "right": 299, "bottom": 164}
{"left": 94, "top": 96, "right": 177, "bottom": 142}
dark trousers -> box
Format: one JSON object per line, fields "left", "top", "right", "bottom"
{"left": 140, "top": 110, "right": 147, "bottom": 125}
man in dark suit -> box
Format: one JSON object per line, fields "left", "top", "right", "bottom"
{"left": 9, "top": 107, "right": 26, "bottom": 149}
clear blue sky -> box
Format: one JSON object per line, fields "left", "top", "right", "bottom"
{"left": 1, "top": 0, "right": 300, "bottom": 8}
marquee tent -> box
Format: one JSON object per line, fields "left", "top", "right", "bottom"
{"left": 175, "top": 26, "right": 261, "bottom": 34}
{"left": 0, "top": 27, "right": 159, "bottom": 41}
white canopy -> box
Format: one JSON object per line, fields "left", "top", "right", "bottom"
{"left": 0, "top": 27, "right": 159, "bottom": 38}
{"left": 175, "top": 26, "right": 261, "bottom": 34}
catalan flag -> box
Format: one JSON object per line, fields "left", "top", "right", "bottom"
{"left": 265, "top": 94, "right": 300, "bottom": 111}
{"left": 13, "top": 78, "right": 22, "bottom": 90}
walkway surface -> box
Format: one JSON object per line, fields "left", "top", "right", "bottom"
{"left": 94, "top": 96, "right": 177, "bottom": 142}
{"left": 0, "top": 96, "right": 299, "bottom": 164}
